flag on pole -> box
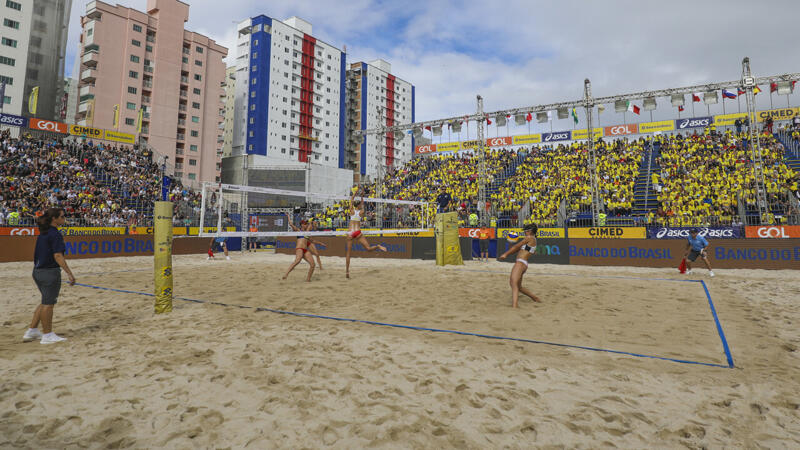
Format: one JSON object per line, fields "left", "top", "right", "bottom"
{"left": 571, "top": 107, "right": 579, "bottom": 124}
{"left": 692, "top": 93, "right": 701, "bottom": 102}
{"left": 753, "top": 86, "right": 762, "bottom": 95}
{"left": 737, "top": 88, "right": 746, "bottom": 95}
{"left": 722, "top": 89, "right": 737, "bottom": 99}
{"left": 136, "top": 107, "right": 144, "bottom": 133}
{"left": 525, "top": 112, "right": 532, "bottom": 122}
{"left": 485, "top": 115, "right": 492, "bottom": 125}
{"left": 28, "top": 86, "right": 39, "bottom": 115}
{"left": 626, "top": 101, "right": 640, "bottom": 115}
{"left": 112, "top": 104, "right": 120, "bottom": 129}
{"left": 770, "top": 82, "right": 778, "bottom": 93}
{"left": 678, "top": 105, "right": 684, "bottom": 112}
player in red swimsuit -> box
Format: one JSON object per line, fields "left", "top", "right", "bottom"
{"left": 345, "top": 188, "right": 386, "bottom": 278}
{"left": 282, "top": 214, "right": 316, "bottom": 282}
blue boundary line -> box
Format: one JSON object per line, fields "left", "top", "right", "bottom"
{"left": 71, "top": 281, "right": 731, "bottom": 369}
{"left": 700, "top": 280, "right": 735, "bottom": 368}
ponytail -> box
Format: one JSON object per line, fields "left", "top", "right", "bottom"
{"left": 37, "top": 208, "right": 64, "bottom": 233}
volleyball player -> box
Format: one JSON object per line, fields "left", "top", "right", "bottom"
{"left": 345, "top": 188, "right": 386, "bottom": 278}
{"left": 207, "top": 236, "right": 230, "bottom": 260}
{"left": 282, "top": 214, "right": 316, "bottom": 282}
{"left": 498, "top": 223, "right": 542, "bottom": 308}
{"left": 304, "top": 218, "right": 323, "bottom": 270}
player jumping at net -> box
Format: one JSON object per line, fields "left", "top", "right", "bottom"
{"left": 345, "top": 187, "right": 386, "bottom": 278}
{"left": 282, "top": 214, "right": 316, "bottom": 282}
{"left": 499, "top": 223, "right": 542, "bottom": 308}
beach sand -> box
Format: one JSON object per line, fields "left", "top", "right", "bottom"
{"left": 1, "top": 252, "right": 799, "bottom": 448}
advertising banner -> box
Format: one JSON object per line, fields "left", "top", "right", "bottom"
{"left": 461, "top": 139, "right": 482, "bottom": 149}
{"left": 756, "top": 107, "right": 799, "bottom": 123}
{"left": 569, "top": 238, "right": 800, "bottom": 269}
{"left": 604, "top": 124, "right": 638, "bottom": 136}
{"left": 29, "top": 118, "right": 69, "bottom": 134}
{"left": 571, "top": 128, "right": 603, "bottom": 140}
{"left": 638, "top": 120, "right": 675, "bottom": 134}
{"left": 458, "top": 227, "right": 497, "bottom": 239}
{"left": 675, "top": 116, "right": 713, "bottom": 130}
{"left": 0, "top": 236, "right": 212, "bottom": 262}
{"left": 745, "top": 225, "right": 800, "bottom": 238}
{"left": 437, "top": 142, "right": 460, "bottom": 152}
{"left": 414, "top": 144, "right": 436, "bottom": 154}
{"left": 568, "top": 227, "right": 646, "bottom": 239}
{"left": 648, "top": 226, "right": 743, "bottom": 239}
{"left": 0, "top": 112, "right": 27, "bottom": 128}
{"left": 496, "top": 238, "right": 570, "bottom": 265}
{"left": 713, "top": 113, "right": 747, "bottom": 127}
{"left": 486, "top": 136, "right": 512, "bottom": 147}
{"left": 513, "top": 134, "right": 541, "bottom": 145}
{"left": 60, "top": 227, "right": 126, "bottom": 236}
{"left": 105, "top": 130, "right": 136, "bottom": 144}
{"left": 276, "top": 236, "right": 413, "bottom": 259}
{"left": 497, "top": 227, "right": 566, "bottom": 239}
{"left": 541, "top": 131, "right": 571, "bottom": 143}
{"left": 0, "top": 227, "right": 38, "bottom": 235}
{"left": 69, "top": 124, "right": 105, "bottom": 139}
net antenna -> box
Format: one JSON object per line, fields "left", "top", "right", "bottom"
{"left": 199, "top": 183, "right": 433, "bottom": 238}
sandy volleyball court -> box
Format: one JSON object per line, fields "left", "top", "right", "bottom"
{"left": 1, "top": 252, "right": 799, "bottom": 448}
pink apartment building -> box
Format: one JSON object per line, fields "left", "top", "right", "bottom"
{"left": 75, "top": 0, "right": 227, "bottom": 183}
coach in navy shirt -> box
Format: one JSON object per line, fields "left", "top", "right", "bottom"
{"left": 23, "top": 208, "right": 76, "bottom": 344}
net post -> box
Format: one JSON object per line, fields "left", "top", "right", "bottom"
{"left": 216, "top": 182, "right": 223, "bottom": 234}
{"left": 153, "top": 201, "right": 173, "bottom": 314}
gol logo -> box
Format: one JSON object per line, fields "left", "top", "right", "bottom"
{"left": 415, "top": 145, "right": 436, "bottom": 154}
{"left": 30, "top": 118, "right": 68, "bottom": 134}
{"left": 10, "top": 228, "right": 36, "bottom": 235}
{"left": 604, "top": 124, "right": 637, "bottom": 135}
{"left": 487, "top": 137, "right": 511, "bottom": 147}
{"left": 756, "top": 226, "right": 789, "bottom": 238}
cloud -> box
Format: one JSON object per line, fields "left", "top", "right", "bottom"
{"left": 66, "top": 0, "right": 800, "bottom": 132}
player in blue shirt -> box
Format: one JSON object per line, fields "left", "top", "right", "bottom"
{"left": 684, "top": 228, "right": 714, "bottom": 277}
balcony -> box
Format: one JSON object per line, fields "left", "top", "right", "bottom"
{"left": 176, "top": 148, "right": 184, "bottom": 155}
{"left": 86, "top": 1, "right": 101, "bottom": 19}
{"left": 80, "top": 68, "right": 96, "bottom": 83}
{"left": 175, "top": 163, "right": 183, "bottom": 170}
{"left": 141, "top": 126, "right": 149, "bottom": 134}
{"left": 177, "top": 133, "right": 185, "bottom": 141}
{"left": 141, "top": 96, "right": 151, "bottom": 105}
{"left": 81, "top": 51, "right": 98, "bottom": 68}
{"left": 143, "top": 80, "right": 152, "bottom": 89}
{"left": 180, "top": 76, "right": 189, "bottom": 84}
{"left": 178, "top": 118, "right": 185, "bottom": 126}
{"left": 179, "top": 90, "right": 187, "bottom": 98}
{"left": 78, "top": 101, "right": 90, "bottom": 114}
{"left": 83, "top": 43, "right": 99, "bottom": 53}
{"left": 178, "top": 104, "right": 187, "bottom": 112}
{"left": 144, "top": 66, "right": 154, "bottom": 73}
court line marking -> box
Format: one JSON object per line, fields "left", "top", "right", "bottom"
{"left": 70, "top": 281, "right": 731, "bottom": 369}
{"left": 700, "top": 280, "right": 735, "bottom": 368}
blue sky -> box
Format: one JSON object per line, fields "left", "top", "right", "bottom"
{"left": 66, "top": 0, "right": 800, "bottom": 139}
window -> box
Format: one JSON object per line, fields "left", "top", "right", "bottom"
{"left": 133, "top": 24, "right": 142, "bottom": 32}
{"left": 194, "top": 60, "right": 202, "bottom": 67}
{"left": 250, "top": 104, "right": 255, "bottom": 111}
{"left": 3, "top": 18, "right": 20, "bottom": 29}
{"left": 0, "top": 55, "right": 15, "bottom": 66}
{"left": 182, "top": 57, "right": 188, "bottom": 64}
{"left": 125, "top": 118, "right": 135, "bottom": 126}
{"left": 129, "top": 70, "right": 138, "bottom": 79}
{"left": 250, "top": 91, "right": 255, "bottom": 98}
{"left": 196, "top": 46, "right": 203, "bottom": 53}
{"left": 1, "top": 37, "right": 16, "bottom": 48}
{"left": 194, "top": 74, "right": 202, "bottom": 81}
{"left": 0, "top": 75, "right": 12, "bottom": 85}
{"left": 132, "top": 39, "right": 141, "bottom": 47}
{"left": 192, "top": 102, "right": 200, "bottom": 109}
{"left": 191, "top": 116, "right": 199, "bottom": 123}
{"left": 189, "top": 159, "right": 197, "bottom": 166}
{"left": 251, "top": 66, "right": 256, "bottom": 72}
{"left": 2, "top": 95, "right": 10, "bottom": 104}
{"left": 188, "top": 173, "right": 196, "bottom": 180}
{"left": 127, "top": 86, "right": 137, "bottom": 94}
{"left": 190, "top": 145, "right": 197, "bottom": 151}
{"left": 190, "top": 130, "right": 198, "bottom": 137}
{"left": 192, "top": 88, "right": 201, "bottom": 95}
{"left": 6, "top": 0, "right": 22, "bottom": 11}
{"left": 252, "top": 52, "right": 257, "bottom": 59}
{"left": 126, "top": 102, "right": 136, "bottom": 110}
{"left": 251, "top": 78, "right": 256, "bottom": 85}
{"left": 130, "top": 55, "right": 140, "bottom": 63}
{"left": 86, "top": 28, "right": 93, "bottom": 36}
{"left": 145, "top": 45, "right": 152, "bottom": 52}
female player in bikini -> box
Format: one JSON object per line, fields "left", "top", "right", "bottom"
{"left": 498, "top": 223, "right": 542, "bottom": 308}
{"left": 282, "top": 214, "right": 316, "bottom": 282}
{"left": 304, "top": 217, "right": 323, "bottom": 270}
{"left": 345, "top": 187, "right": 386, "bottom": 278}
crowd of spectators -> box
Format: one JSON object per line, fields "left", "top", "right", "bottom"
{"left": 0, "top": 130, "right": 200, "bottom": 227}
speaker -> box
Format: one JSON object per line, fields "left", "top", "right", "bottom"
{"left": 614, "top": 100, "right": 628, "bottom": 113}
{"left": 703, "top": 91, "right": 718, "bottom": 105}
{"left": 643, "top": 97, "right": 657, "bottom": 111}
{"left": 514, "top": 114, "right": 526, "bottom": 125}
{"left": 451, "top": 121, "right": 462, "bottom": 133}
{"left": 777, "top": 81, "right": 793, "bottom": 95}
{"left": 670, "top": 94, "right": 685, "bottom": 107}
{"left": 536, "top": 112, "right": 548, "bottom": 123}
{"left": 495, "top": 115, "right": 507, "bottom": 127}
{"left": 557, "top": 107, "right": 568, "bottom": 119}
{"left": 432, "top": 125, "right": 442, "bottom": 136}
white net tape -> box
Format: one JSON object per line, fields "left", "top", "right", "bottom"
{"left": 199, "top": 183, "right": 433, "bottom": 238}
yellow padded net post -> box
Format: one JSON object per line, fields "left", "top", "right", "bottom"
{"left": 153, "top": 201, "right": 173, "bottom": 314}
{"left": 435, "top": 211, "right": 462, "bottom": 266}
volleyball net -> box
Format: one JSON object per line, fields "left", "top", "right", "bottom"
{"left": 198, "top": 183, "right": 434, "bottom": 238}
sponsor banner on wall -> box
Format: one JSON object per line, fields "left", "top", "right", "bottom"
{"left": 104, "top": 130, "right": 136, "bottom": 144}
{"left": 0, "top": 227, "right": 125, "bottom": 236}
{"left": 571, "top": 128, "right": 603, "bottom": 140}
{"left": 541, "top": 131, "right": 571, "bottom": 143}
{"left": 437, "top": 142, "right": 460, "bottom": 152}
{"left": 486, "top": 136, "right": 512, "bottom": 147}
{"left": 604, "top": 124, "right": 638, "bottom": 136}
{"left": 458, "top": 227, "right": 497, "bottom": 239}
{"left": 0, "top": 236, "right": 212, "bottom": 262}
{"left": 714, "top": 113, "right": 747, "bottom": 127}
{"left": 638, "top": 120, "right": 675, "bottom": 134}
{"left": 414, "top": 144, "right": 436, "bottom": 154}
{"left": 0, "top": 227, "right": 38, "bottom": 235}
{"left": 513, "top": 134, "right": 541, "bottom": 145}
{"left": 648, "top": 226, "right": 743, "bottom": 239}
{"left": 497, "top": 238, "right": 570, "bottom": 265}
{"left": 461, "top": 139, "right": 482, "bottom": 149}
{"left": 497, "top": 227, "right": 566, "bottom": 239}
{"left": 675, "top": 116, "right": 713, "bottom": 130}
{"left": 69, "top": 124, "right": 105, "bottom": 139}
{"left": 0, "top": 112, "right": 27, "bottom": 128}
{"left": 29, "top": 118, "right": 69, "bottom": 134}
{"left": 756, "top": 107, "right": 799, "bottom": 123}
{"left": 568, "top": 227, "right": 646, "bottom": 239}
{"left": 745, "top": 225, "right": 800, "bottom": 238}
{"left": 568, "top": 238, "right": 800, "bottom": 269}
